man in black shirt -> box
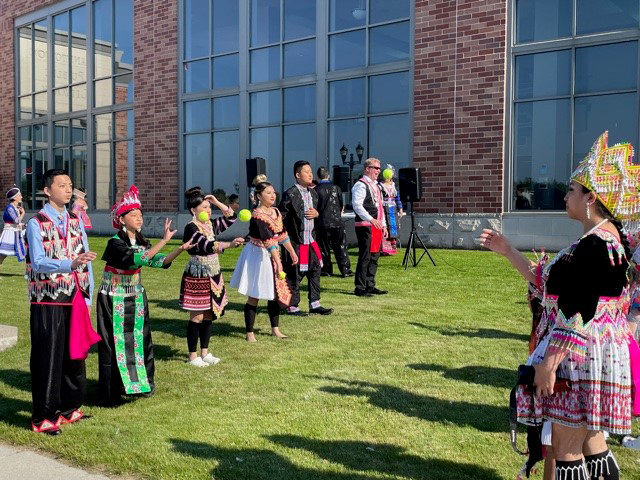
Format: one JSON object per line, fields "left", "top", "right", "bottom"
{"left": 315, "top": 167, "right": 353, "bottom": 277}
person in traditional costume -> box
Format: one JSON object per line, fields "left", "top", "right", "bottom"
{"left": 180, "top": 187, "right": 244, "bottom": 367}
{"left": 278, "top": 161, "right": 333, "bottom": 316}
{"left": 352, "top": 157, "right": 387, "bottom": 297}
{"left": 379, "top": 165, "right": 404, "bottom": 256}
{"left": 25, "top": 169, "right": 98, "bottom": 435}
{"left": 230, "top": 182, "right": 298, "bottom": 342}
{"left": 481, "top": 132, "right": 640, "bottom": 480}
{"left": 70, "top": 187, "right": 92, "bottom": 230}
{"left": 96, "top": 186, "right": 191, "bottom": 406}
{"left": 0, "top": 186, "right": 26, "bottom": 264}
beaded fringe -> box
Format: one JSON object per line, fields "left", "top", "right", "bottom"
{"left": 586, "top": 450, "right": 618, "bottom": 478}
{"left": 555, "top": 462, "right": 588, "bottom": 480}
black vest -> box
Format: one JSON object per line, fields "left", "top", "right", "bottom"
{"left": 354, "top": 179, "right": 380, "bottom": 223}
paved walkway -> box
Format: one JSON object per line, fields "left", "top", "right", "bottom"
{"left": 0, "top": 443, "right": 111, "bottom": 480}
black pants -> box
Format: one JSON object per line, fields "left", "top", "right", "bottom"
{"left": 283, "top": 242, "right": 321, "bottom": 308}
{"left": 355, "top": 226, "right": 380, "bottom": 291}
{"left": 30, "top": 304, "right": 86, "bottom": 425}
{"left": 317, "top": 225, "right": 351, "bottom": 276}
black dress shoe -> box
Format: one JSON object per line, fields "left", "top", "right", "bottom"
{"left": 341, "top": 271, "right": 355, "bottom": 278}
{"left": 354, "top": 289, "right": 372, "bottom": 297}
{"left": 320, "top": 271, "right": 332, "bottom": 277}
{"left": 43, "top": 428, "right": 62, "bottom": 436}
{"left": 309, "top": 306, "right": 333, "bottom": 315}
{"left": 285, "top": 310, "right": 309, "bottom": 317}
{"left": 367, "top": 287, "right": 388, "bottom": 295}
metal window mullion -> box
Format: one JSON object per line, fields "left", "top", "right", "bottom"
{"left": 316, "top": 0, "right": 327, "bottom": 167}
{"left": 408, "top": 0, "right": 415, "bottom": 174}
{"left": 14, "top": 26, "right": 21, "bottom": 196}
{"left": 87, "top": 0, "right": 95, "bottom": 209}
{"left": 238, "top": 0, "right": 250, "bottom": 204}
{"left": 46, "top": 15, "right": 54, "bottom": 176}
{"left": 569, "top": 45, "right": 575, "bottom": 169}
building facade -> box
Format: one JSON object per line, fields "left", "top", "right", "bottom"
{"left": 1, "top": 0, "right": 638, "bottom": 248}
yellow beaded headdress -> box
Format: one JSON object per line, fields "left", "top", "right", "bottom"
{"left": 570, "top": 131, "right": 640, "bottom": 226}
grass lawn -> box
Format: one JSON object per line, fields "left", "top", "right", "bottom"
{"left": 0, "top": 236, "right": 638, "bottom": 479}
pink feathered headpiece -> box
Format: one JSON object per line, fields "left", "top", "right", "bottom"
{"left": 111, "top": 185, "right": 141, "bottom": 228}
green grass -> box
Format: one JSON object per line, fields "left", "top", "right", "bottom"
{"left": 0, "top": 237, "right": 638, "bottom": 479}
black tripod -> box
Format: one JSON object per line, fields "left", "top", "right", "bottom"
{"left": 402, "top": 201, "right": 436, "bottom": 270}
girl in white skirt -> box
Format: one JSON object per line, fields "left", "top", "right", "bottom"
{"left": 0, "top": 187, "right": 26, "bottom": 264}
{"left": 230, "top": 182, "right": 298, "bottom": 342}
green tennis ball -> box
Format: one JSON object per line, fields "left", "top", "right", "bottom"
{"left": 382, "top": 168, "right": 393, "bottom": 180}
{"left": 279, "top": 271, "right": 286, "bottom": 280}
{"left": 197, "top": 211, "right": 210, "bottom": 222}
{"left": 239, "top": 209, "right": 252, "bottom": 222}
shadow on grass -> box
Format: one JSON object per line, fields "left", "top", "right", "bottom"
{"left": 0, "top": 272, "right": 23, "bottom": 277}
{"left": 267, "top": 435, "right": 502, "bottom": 480}
{"left": 170, "top": 439, "right": 378, "bottom": 480}
{"left": 409, "top": 323, "right": 529, "bottom": 342}
{"left": 407, "top": 363, "right": 516, "bottom": 390}
{"left": 314, "top": 377, "right": 506, "bottom": 433}
{"left": 152, "top": 317, "right": 247, "bottom": 339}
{"left": 150, "top": 299, "right": 247, "bottom": 314}
{"left": 0, "top": 392, "right": 32, "bottom": 430}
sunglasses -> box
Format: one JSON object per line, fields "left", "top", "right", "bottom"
{"left": 368, "top": 166, "right": 381, "bottom": 170}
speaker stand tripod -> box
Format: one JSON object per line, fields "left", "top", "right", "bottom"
{"left": 401, "top": 202, "right": 436, "bottom": 270}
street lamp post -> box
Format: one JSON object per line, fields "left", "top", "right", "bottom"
{"left": 340, "top": 143, "right": 364, "bottom": 207}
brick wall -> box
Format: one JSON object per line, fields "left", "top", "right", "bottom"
{"left": 413, "top": 0, "right": 506, "bottom": 214}
{"left": 0, "top": 0, "right": 179, "bottom": 212}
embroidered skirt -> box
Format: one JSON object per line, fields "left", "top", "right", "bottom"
{"left": 0, "top": 225, "right": 25, "bottom": 261}
{"left": 516, "top": 311, "right": 633, "bottom": 434}
{"left": 179, "top": 272, "right": 228, "bottom": 317}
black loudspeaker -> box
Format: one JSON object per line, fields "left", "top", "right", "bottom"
{"left": 398, "top": 167, "right": 422, "bottom": 203}
{"left": 332, "top": 165, "right": 350, "bottom": 192}
{"left": 246, "top": 157, "right": 266, "bottom": 187}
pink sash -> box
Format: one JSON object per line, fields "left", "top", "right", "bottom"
{"left": 69, "top": 283, "right": 101, "bottom": 360}
{"left": 628, "top": 335, "right": 640, "bottom": 416}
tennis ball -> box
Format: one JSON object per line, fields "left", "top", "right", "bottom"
{"left": 279, "top": 271, "right": 286, "bottom": 280}
{"left": 197, "top": 211, "right": 210, "bottom": 222}
{"left": 382, "top": 168, "right": 393, "bottom": 180}
{"left": 238, "top": 209, "right": 252, "bottom": 222}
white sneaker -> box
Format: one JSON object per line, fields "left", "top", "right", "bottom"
{"left": 202, "top": 353, "right": 221, "bottom": 365}
{"left": 187, "top": 357, "right": 209, "bottom": 367}
{"left": 622, "top": 435, "right": 640, "bottom": 450}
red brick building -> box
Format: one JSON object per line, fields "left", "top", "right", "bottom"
{"left": 2, "top": 0, "right": 637, "bottom": 248}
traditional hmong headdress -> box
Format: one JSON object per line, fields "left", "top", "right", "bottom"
{"left": 6, "top": 186, "right": 20, "bottom": 200}
{"left": 570, "top": 131, "right": 640, "bottom": 226}
{"left": 111, "top": 185, "right": 141, "bottom": 228}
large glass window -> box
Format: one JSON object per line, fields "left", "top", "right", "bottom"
{"left": 16, "top": 1, "right": 134, "bottom": 210}
{"left": 512, "top": 2, "right": 640, "bottom": 210}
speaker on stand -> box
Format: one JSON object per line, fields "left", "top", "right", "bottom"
{"left": 397, "top": 167, "right": 435, "bottom": 269}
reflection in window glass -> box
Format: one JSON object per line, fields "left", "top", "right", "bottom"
{"left": 251, "top": 46, "right": 280, "bottom": 83}
{"left": 114, "top": 0, "right": 134, "bottom": 67}
{"left": 370, "top": 21, "right": 410, "bottom": 65}
{"left": 574, "top": 93, "right": 638, "bottom": 166}
{"left": 94, "top": 113, "right": 113, "bottom": 142}
{"left": 213, "top": 0, "right": 239, "bottom": 54}
{"left": 213, "top": 54, "right": 239, "bottom": 89}
{"left": 33, "top": 149, "right": 50, "bottom": 208}
{"left": 284, "top": 85, "right": 315, "bottom": 123}
{"left": 53, "top": 12, "right": 69, "bottom": 88}
{"left": 577, "top": 0, "right": 638, "bottom": 35}
{"left": 184, "top": 59, "right": 209, "bottom": 93}
{"left": 251, "top": 127, "right": 282, "bottom": 193}
{"left": 185, "top": 134, "right": 212, "bottom": 193}
{"left": 284, "top": 40, "right": 315, "bottom": 78}
{"left": 329, "top": 30, "right": 365, "bottom": 71}
{"left": 251, "top": 0, "right": 280, "bottom": 47}
{"left": 34, "top": 92, "right": 48, "bottom": 117}
{"left": 330, "top": 0, "right": 366, "bottom": 31}
{"left": 516, "top": 0, "right": 572, "bottom": 44}
{"left": 71, "top": 146, "right": 87, "bottom": 190}
{"left": 54, "top": 147, "right": 70, "bottom": 171}
{"left": 369, "top": 114, "right": 410, "bottom": 167}
{"left": 328, "top": 118, "right": 366, "bottom": 165}
{"left": 213, "top": 130, "right": 240, "bottom": 200}
{"left": 95, "top": 78, "right": 113, "bottom": 107}
{"left": 20, "top": 127, "right": 32, "bottom": 150}
{"left": 184, "top": 0, "right": 209, "bottom": 59}
{"left": 329, "top": 78, "right": 365, "bottom": 117}
{"left": 114, "top": 74, "right": 133, "bottom": 104}
{"left": 114, "top": 140, "right": 132, "bottom": 197}
{"left": 93, "top": 0, "right": 112, "bottom": 78}
{"left": 33, "top": 124, "right": 48, "bottom": 147}
{"left": 213, "top": 96, "right": 240, "bottom": 129}
{"left": 19, "top": 151, "right": 33, "bottom": 206}
{"left": 185, "top": 99, "right": 211, "bottom": 132}
{"left": 71, "top": 6, "right": 87, "bottom": 84}
{"left": 370, "top": 0, "right": 410, "bottom": 23}
{"left": 369, "top": 72, "right": 409, "bottom": 114}
{"left": 55, "top": 121, "right": 69, "bottom": 146}
{"left": 71, "top": 84, "right": 87, "bottom": 111}
{"left": 72, "top": 118, "right": 87, "bottom": 144}
{"left": 20, "top": 96, "right": 33, "bottom": 120}
{"left": 114, "top": 111, "right": 132, "bottom": 140}
{"left": 95, "top": 142, "right": 112, "bottom": 209}
{"left": 34, "top": 19, "right": 49, "bottom": 92}
{"left": 575, "top": 42, "right": 637, "bottom": 94}
{"left": 284, "top": 0, "right": 316, "bottom": 41}
{"left": 284, "top": 124, "right": 316, "bottom": 180}
{"left": 19, "top": 26, "right": 33, "bottom": 95}
{"left": 251, "top": 90, "right": 281, "bottom": 126}
{"left": 515, "top": 50, "right": 571, "bottom": 100}
{"left": 513, "top": 99, "right": 571, "bottom": 210}
{"left": 54, "top": 88, "right": 69, "bottom": 114}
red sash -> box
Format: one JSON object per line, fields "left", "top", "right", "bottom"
{"left": 299, "top": 242, "right": 323, "bottom": 272}
{"left": 370, "top": 227, "right": 383, "bottom": 253}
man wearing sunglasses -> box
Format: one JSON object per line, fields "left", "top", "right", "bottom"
{"left": 351, "top": 157, "right": 388, "bottom": 297}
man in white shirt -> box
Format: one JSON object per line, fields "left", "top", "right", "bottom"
{"left": 351, "top": 158, "right": 388, "bottom": 296}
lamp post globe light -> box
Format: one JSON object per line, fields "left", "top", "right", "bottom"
{"left": 339, "top": 143, "right": 364, "bottom": 208}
